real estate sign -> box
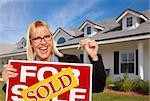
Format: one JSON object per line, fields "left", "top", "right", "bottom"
{"left": 6, "top": 60, "right": 92, "bottom": 101}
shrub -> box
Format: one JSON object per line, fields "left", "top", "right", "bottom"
{"left": 121, "top": 73, "right": 133, "bottom": 91}
{"left": 132, "top": 77, "right": 150, "bottom": 95}
{"left": 112, "top": 73, "right": 133, "bottom": 92}
{"left": 112, "top": 79, "right": 124, "bottom": 91}
{"left": 105, "top": 76, "right": 114, "bottom": 89}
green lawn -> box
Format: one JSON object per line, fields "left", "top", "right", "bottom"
{"left": 93, "top": 92, "right": 149, "bottom": 101}
{"left": 0, "top": 81, "right": 149, "bottom": 101}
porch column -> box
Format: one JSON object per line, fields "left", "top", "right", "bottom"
{"left": 83, "top": 50, "right": 89, "bottom": 63}
{"left": 138, "top": 42, "right": 144, "bottom": 80}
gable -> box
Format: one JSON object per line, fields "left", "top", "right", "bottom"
{"left": 116, "top": 9, "right": 148, "bottom": 23}
{"left": 79, "top": 20, "right": 104, "bottom": 31}
{"left": 54, "top": 28, "right": 73, "bottom": 45}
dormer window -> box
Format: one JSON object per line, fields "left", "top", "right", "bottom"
{"left": 87, "top": 26, "right": 91, "bottom": 35}
{"left": 57, "top": 37, "right": 66, "bottom": 44}
{"left": 126, "top": 17, "right": 133, "bottom": 27}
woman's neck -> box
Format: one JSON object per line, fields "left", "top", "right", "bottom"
{"left": 39, "top": 54, "right": 52, "bottom": 61}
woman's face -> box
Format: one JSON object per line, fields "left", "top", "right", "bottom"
{"left": 30, "top": 26, "right": 53, "bottom": 61}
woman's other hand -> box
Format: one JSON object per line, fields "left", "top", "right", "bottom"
{"left": 80, "top": 38, "right": 99, "bottom": 61}
{"left": 2, "top": 64, "right": 18, "bottom": 83}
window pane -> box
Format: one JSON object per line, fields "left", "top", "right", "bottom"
{"left": 127, "top": 17, "right": 133, "bottom": 27}
{"left": 129, "top": 53, "right": 134, "bottom": 62}
{"left": 121, "top": 53, "right": 135, "bottom": 73}
{"left": 87, "top": 27, "right": 91, "bottom": 34}
{"left": 121, "top": 63, "right": 128, "bottom": 73}
{"left": 128, "top": 63, "right": 134, "bottom": 73}
{"left": 57, "top": 37, "right": 66, "bottom": 44}
{"left": 121, "top": 54, "right": 127, "bottom": 62}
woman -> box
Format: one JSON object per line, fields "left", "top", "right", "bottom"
{"left": 2, "top": 20, "right": 106, "bottom": 93}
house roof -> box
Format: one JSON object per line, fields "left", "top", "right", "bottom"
{"left": 93, "top": 21, "right": 150, "bottom": 41}
{"left": 53, "top": 27, "right": 83, "bottom": 38}
{"left": 0, "top": 38, "right": 26, "bottom": 58}
{"left": 58, "top": 10, "right": 150, "bottom": 48}
{"left": 142, "top": 9, "right": 150, "bottom": 19}
{"left": 115, "top": 9, "right": 149, "bottom": 23}
{"left": 79, "top": 19, "right": 105, "bottom": 31}
{"left": 0, "top": 43, "right": 16, "bottom": 55}
{"left": 53, "top": 27, "right": 74, "bottom": 38}
{"left": 0, "top": 48, "right": 26, "bottom": 58}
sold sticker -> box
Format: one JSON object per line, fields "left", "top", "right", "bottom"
{"left": 21, "top": 68, "right": 78, "bottom": 100}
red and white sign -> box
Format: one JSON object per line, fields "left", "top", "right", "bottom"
{"left": 6, "top": 60, "right": 92, "bottom": 101}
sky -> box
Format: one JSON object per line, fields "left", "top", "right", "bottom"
{"left": 0, "top": 0, "right": 149, "bottom": 44}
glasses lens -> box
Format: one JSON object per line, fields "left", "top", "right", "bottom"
{"left": 32, "top": 37, "right": 41, "bottom": 43}
{"left": 44, "top": 35, "right": 51, "bottom": 41}
{"left": 32, "top": 35, "right": 51, "bottom": 43}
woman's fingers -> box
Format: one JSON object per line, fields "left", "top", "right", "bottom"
{"left": 80, "top": 38, "right": 99, "bottom": 61}
{"left": 80, "top": 38, "right": 91, "bottom": 46}
{"left": 5, "top": 67, "right": 17, "bottom": 72}
{"left": 2, "top": 64, "right": 18, "bottom": 83}
{"left": 80, "top": 38, "right": 98, "bottom": 49}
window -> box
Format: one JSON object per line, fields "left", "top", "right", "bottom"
{"left": 121, "top": 53, "right": 134, "bottom": 73}
{"left": 57, "top": 37, "right": 66, "bottom": 44}
{"left": 87, "top": 26, "right": 91, "bottom": 35}
{"left": 126, "top": 17, "right": 133, "bottom": 27}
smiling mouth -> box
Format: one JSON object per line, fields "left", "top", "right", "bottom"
{"left": 39, "top": 47, "right": 48, "bottom": 53}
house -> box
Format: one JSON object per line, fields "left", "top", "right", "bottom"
{"left": 0, "top": 37, "right": 26, "bottom": 70}
{"left": 0, "top": 9, "right": 150, "bottom": 80}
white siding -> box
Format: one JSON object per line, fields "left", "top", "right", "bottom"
{"left": 100, "top": 40, "right": 149, "bottom": 80}
{"left": 84, "top": 24, "right": 97, "bottom": 37}
{"left": 54, "top": 30, "right": 72, "bottom": 45}
{"left": 122, "top": 14, "right": 140, "bottom": 30}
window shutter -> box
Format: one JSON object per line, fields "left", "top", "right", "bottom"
{"left": 136, "top": 50, "right": 138, "bottom": 75}
{"left": 114, "top": 51, "right": 119, "bottom": 74}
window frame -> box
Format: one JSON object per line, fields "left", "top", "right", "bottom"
{"left": 86, "top": 26, "right": 92, "bottom": 35}
{"left": 57, "top": 37, "right": 66, "bottom": 44}
{"left": 120, "top": 52, "right": 135, "bottom": 74}
{"left": 126, "top": 16, "right": 133, "bottom": 27}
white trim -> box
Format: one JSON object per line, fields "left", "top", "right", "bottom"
{"left": 58, "top": 44, "right": 79, "bottom": 50}
{"left": 98, "top": 35, "right": 150, "bottom": 44}
{"left": 95, "top": 25, "right": 104, "bottom": 30}
{"left": 53, "top": 29, "right": 60, "bottom": 38}
{"left": 79, "top": 21, "right": 104, "bottom": 31}
{"left": 79, "top": 22, "right": 89, "bottom": 31}
{"left": 0, "top": 52, "right": 26, "bottom": 58}
{"left": 58, "top": 35, "right": 150, "bottom": 50}
{"left": 116, "top": 12, "right": 128, "bottom": 23}
{"left": 139, "top": 15, "right": 148, "bottom": 21}
{"left": 116, "top": 10, "right": 148, "bottom": 23}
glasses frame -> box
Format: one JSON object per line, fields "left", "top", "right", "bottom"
{"left": 31, "top": 35, "right": 52, "bottom": 44}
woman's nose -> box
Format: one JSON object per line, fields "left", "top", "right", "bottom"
{"left": 41, "top": 38, "right": 47, "bottom": 44}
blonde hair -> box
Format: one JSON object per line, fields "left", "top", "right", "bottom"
{"left": 26, "top": 20, "right": 63, "bottom": 61}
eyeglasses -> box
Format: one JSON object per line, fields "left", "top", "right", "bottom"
{"left": 31, "top": 35, "right": 52, "bottom": 43}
